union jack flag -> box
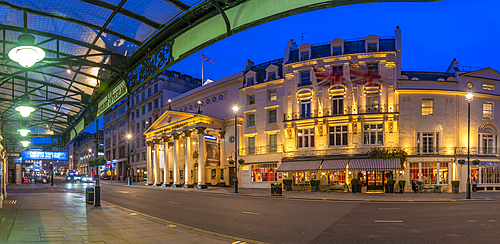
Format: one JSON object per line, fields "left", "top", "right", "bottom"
{"left": 313, "top": 66, "right": 345, "bottom": 87}
{"left": 349, "top": 61, "right": 381, "bottom": 86}
{"left": 202, "top": 54, "right": 215, "bottom": 64}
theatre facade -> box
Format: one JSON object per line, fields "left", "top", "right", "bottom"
{"left": 144, "top": 27, "right": 500, "bottom": 192}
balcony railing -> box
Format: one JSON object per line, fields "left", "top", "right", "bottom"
{"left": 240, "top": 144, "right": 283, "bottom": 156}
{"left": 284, "top": 104, "right": 398, "bottom": 121}
{"left": 298, "top": 81, "right": 312, "bottom": 87}
{"left": 283, "top": 147, "right": 497, "bottom": 159}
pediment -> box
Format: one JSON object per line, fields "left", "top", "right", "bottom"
{"left": 462, "top": 68, "right": 500, "bottom": 80}
{"left": 145, "top": 111, "right": 198, "bottom": 134}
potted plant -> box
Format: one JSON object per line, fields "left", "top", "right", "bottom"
{"left": 283, "top": 179, "right": 292, "bottom": 191}
{"left": 311, "top": 179, "right": 321, "bottom": 192}
{"left": 384, "top": 172, "right": 392, "bottom": 193}
{"left": 458, "top": 159, "right": 465, "bottom": 165}
{"left": 473, "top": 159, "right": 480, "bottom": 165}
{"left": 351, "top": 178, "right": 359, "bottom": 193}
{"left": 398, "top": 180, "right": 406, "bottom": 193}
{"left": 238, "top": 159, "right": 245, "bottom": 164}
{"left": 452, "top": 180, "right": 460, "bottom": 193}
{"left": 357, "top": 173, "right": 363, "bottom": 192}
{"left": 387, "top": 179, "right": 396, "bottom": 193}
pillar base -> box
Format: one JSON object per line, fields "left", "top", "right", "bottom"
{"left": 161, "top": 184, "right": 171, "bottom": 187}
{"left": 153, "top": 183, "right": 162, "bottom": 186}
{"left": 196, "top": 184, "right": 207, "bottom": 189}
{"left": 183, "top": 184, "right": 195, "bottom": 188}
{"left": 171, "top": 184, "right": 182, "bottom": 188}
{"left": 145, "top": 183, "right": 154, "bottom": 186}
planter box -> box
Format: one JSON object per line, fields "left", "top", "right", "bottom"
{"left": 311, "top": 185, "right": 318, "bottom": 192}
{"left": 352, "top": 185, "right": 358, "bottom": 193}
{"left": 453, "top": 186, "right": 459, "bottom": 193}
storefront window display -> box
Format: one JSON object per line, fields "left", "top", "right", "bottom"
{"left": 328, "top": 171, "right": 345, "bottom": 185}
{"left": 293, "top": 171, "right": 317, "bottom": 185}
{"left": 410, "top": 163, "right": 448, "bottom": 185}
{"left": 479, "top": 163, "right": 500, "bottom": 184}
{"left": 251, "top": 163, "right": 277, "bottom": 182}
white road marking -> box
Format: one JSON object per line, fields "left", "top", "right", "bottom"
{"left": 241, "top": 211, "right": 262, "bottom": 215}
{"left": 467, "top": 220, "right": 478, "bottom": 223}
{"left": 117, "top": 191, "right": 129, "bottom": 194}
{"left": 130, "top": 213, "right": 138, "bottom": 216}
{"left": 488, "top": 220, "right": 498, "bottom": 222}
{"left": 375, "top": 220, "right": 403, "bottom": 223}
{"left": 379, "top": 208, "right": 400, "bottom": 210}
{"left": 168, "top": 201, "right": 179, "bottom": 204}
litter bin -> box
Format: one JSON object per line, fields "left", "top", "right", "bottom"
{"left": 271, "top": 183, "right": 282, "bottom": 196}
{"left": 86, "top": 187, "right": 95, "bottom": 204}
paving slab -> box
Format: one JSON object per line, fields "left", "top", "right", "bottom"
{"left": 0, "top": 192, "right": 237, "bottom": 243}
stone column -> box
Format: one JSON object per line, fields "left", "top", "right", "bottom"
{"left": 184, "top": 130, "right": 192, "bottom": 187}
{"left": 196, "top": 127, "right": 207, "bottom": 189}
{"left": 146, "top": 141, "right": 153, "bottom": 185}
{"left": 154, "top": 139, "right": 161, "bottom": 186}
{"left": 162, "top": 136, "right": 170, "bottom": 187}
{"left": 172, "top": 133, "right": 180, "bottom": 187}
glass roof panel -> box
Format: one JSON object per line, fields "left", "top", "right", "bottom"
{"left": 122, "top": 0, "right": 181, "bottom": 25}
{"left": 179, "top": 0, "right": 203, "bottom": 6}
{"left": 107, "top": 13, "right": 155, "bottom": 42}
{"left": 3, "top": 0, "right": 112, "bottom": 27}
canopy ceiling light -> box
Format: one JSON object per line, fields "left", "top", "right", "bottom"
{"left": 21, "top": 140, "right": 31, "bottom": 147}
{"left": 15, "top": 94, "right": 35, "bottom": 117}
{"left": 8, "top": 34, "right": 45, "bottom": 68}
{"left": 17, "top": 121, "right": 30, "bottom": 137}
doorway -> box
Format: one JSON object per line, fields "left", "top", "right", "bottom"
{"left": 366, "top": 171, "right": 387, "bottom": 191}
{"left": 228, "top": 166, "right": 235, "bottom": 186}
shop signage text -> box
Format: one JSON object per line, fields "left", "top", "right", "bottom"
{"left": 22, "top": 151, "right": 69, "bottom": 161}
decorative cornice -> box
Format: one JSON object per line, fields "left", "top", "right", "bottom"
{"left": 172, "top": 133, "right": 181, "bottom": 140}
{"left": 146, "top": 141, "right": 153, "bottom": 146}
{"left": 162, "top": 136, "right": 170, "bottom": 142}
{"left": 184, "top": 130, "right": 192, "bottom": 137}
{"left": 196, "top": 127, "right": 206, "bottom": 134}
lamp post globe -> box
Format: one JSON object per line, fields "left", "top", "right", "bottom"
{"left": 127, "top": 134, "right": 132, "bottom": 185}
{"left": 9, "top": 34, "right": 45, "bottom": 68}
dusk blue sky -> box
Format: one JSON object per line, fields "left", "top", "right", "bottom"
{"left": 85, "top": 0, "right": 499, "bottom": 134}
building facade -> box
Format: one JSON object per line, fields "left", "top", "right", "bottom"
{"left": 103, "top": 70, "right": 201, "bottom": 182}
{"left": 142, "top": 27, "right": 500, "bottom": 193}
{"left": 70, "top": 131, "right": 104, "bottom": 175}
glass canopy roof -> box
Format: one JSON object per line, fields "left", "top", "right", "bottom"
{"left": 0, "top": 0, "right": 200, "bottom": 140}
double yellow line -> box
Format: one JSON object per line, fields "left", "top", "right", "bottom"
{"left": 102, "top": 200, "right": 268, "bottom": 244}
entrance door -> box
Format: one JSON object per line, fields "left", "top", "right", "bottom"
{"left": 229, "top": 166, "right": 235, "bottom": 186}
{"left": 367, "top": 171, "right": 385, "bottom": 191}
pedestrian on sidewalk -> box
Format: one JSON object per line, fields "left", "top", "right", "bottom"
{"left": 472, "top": 177, "right": 477, "bottom": 192}
{"left": 412, "top": 180, "right": 418, "bottom": 193}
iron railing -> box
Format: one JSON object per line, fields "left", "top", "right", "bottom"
{"left": 240, "top": 144, "right": 283, "bottom": 156}
{"left": 283, "top": 147, "right": 498, "bottom": 158}
{"left": 284, "top": 104, "right": 398, "bottom": 121}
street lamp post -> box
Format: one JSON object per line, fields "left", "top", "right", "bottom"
{"left": 127, "top": 134, "right": 132, "bottom": 185}
{"left": 232, "top": 103, "right": 239, "bottom": 193}
{"left": 465, "top": 91, "right": 474, "bottom": 199}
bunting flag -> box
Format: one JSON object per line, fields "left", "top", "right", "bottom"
{"left": 349, "top": 61, "right": 381, "bottom": 86}
{"left": 313, "top": 66, "right": 345, "bottom": 87}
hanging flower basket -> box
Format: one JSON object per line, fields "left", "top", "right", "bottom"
{"left": 458, "top": 159, "right": 466, "bottom": 165}
{"left": 473, "top": 159, "right": 480, "bottom": 165}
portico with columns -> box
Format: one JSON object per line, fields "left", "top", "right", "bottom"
{"left": 144, "top": 111, "right": 227, "bottom": 189}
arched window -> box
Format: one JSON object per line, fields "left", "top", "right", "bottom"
{"left": 478, "top": 123, "right": 498, "bottom": 155}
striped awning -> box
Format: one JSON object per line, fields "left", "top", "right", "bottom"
{"left": 277, "top": 161, "right": 322, "bottom": 172}
{"left": 321, "top": 160, "right": 349, "bottom": 171}
{"left": 348, "top": 159, "right": 401, "bottom": 171}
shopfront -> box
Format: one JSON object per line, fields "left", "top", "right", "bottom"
{"left": 348, "top": 159, "right": 401, "bottom": 192}
{"left": 278, "top": 160, "right": 322, "bottom": 186}
{"left": 471, "top": 162, "right": 500, "bottom": 191}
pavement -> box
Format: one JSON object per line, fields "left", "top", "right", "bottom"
{"left": 101, "top": 180, "right": 500, "bottom": 202}
{"left": 0, "top": 183, "right": 240, "bottom": 243}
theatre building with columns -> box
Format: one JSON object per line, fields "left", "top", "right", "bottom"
{"left": 144, "top": 27, "right": 500, "bottom": 192}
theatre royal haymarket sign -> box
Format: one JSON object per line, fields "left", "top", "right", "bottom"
{"left": 97, "top": 80, "right": 128, "bottom": 118}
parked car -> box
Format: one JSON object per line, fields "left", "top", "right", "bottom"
{"left": 81, "top": 175, "right": 92, "bottom": 183}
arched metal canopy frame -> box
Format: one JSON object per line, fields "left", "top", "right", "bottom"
{"left": 0, "top": 0, "right": 437, "bottom": 153}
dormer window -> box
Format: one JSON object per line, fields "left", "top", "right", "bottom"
{"left": 247, "top": 77, "right": 255, "bottom": 86}
{"left": 300, "top": 51, "right": 309, "bottom": 61}
{"left": 268, "top": 71, "right": 276, "bottom": 81}
{"left": 367, "top": 43, "right": 377, "bottom": 52}
{"left": 332, "top": 46, "right": 342, "bottom": 56}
